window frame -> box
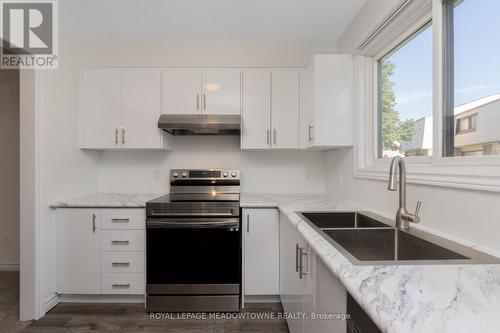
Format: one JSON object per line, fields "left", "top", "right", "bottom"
{"left": 353, "top": 0, "right": 500, "bottom": 192}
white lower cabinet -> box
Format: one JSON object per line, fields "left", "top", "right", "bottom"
{"left": 56, "top": 208, "right": 145, "bottom": 296}
{"left": 56, "top": 209, "right": 101, "bottom": 294}
{"left": 243, "top": 208, "right": 280, "bottom": 296}
{"left": 280, "top": 211, "right": 347, "bottom": 333}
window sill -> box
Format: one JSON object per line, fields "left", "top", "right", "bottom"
{"left": 354, "top": 163, "right": 500, "bottom": 193}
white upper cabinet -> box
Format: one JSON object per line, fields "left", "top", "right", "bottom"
{"left": 163, "top": 69, "right": 202, "bottom": 114}
{"left": 241, "top": 70, "right": 271, "bottom": 149}
{"left": 80, "top": 68, "right": 122, "bottom": 149}
{"left": 122, "top": 70, "right": 163, "bottom": 148}
{"left": 162, "top": 69, "right": 241, "bottom": 115}
{"left": 301, "top": 54, "right": 353, "bottom": 149}
{"left": 241, "top": 69, "right": 301, "bottom": 150}
{"left": 80, "top": 68, "right": 169, "bottom": 150}
{"left": 271, "top": 70, "right": 300, "bottom": 149}
{"left": 202, "top": 69, "right": 241, "bottom": 115}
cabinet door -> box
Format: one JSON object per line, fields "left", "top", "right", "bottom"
{"left": 271, "top": 70, "right": 300, "bottom": 149}
{"left": 122, "top": 70, "right": 163, "bottom": 148}
{"left": 80, "top": 69, "right": 122, "bottom": 149}
{"left": 280, "top": 212, "right": 304, "bottom": 333}
{"left": 305, "top": 256, "right": 347, "bottom": 333}
{"left": 202, "top": 69, "right": 241, "bottom": 114}
{"left": 56, "top": 209, "right": 100, "bottom": 294}
{"left": 163, "top": 69, "right": 202, "bottom": 114}
{"left": 243, "top": 209, "right": 279, "bottom": 295}
{"left": 241, "top": 70, "right": 271, "bottom": 149}
{"left": 300, "top": 70, "right": 314, "bottom": 149}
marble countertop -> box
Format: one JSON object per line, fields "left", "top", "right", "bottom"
{"left": 245, "top": 193, "right": 500, "bottom": 333}
{"left": 51, "top": 192, "right": 500, "bottom": 332}
{"left": 49, "top": 193, "right": 164, "bottom": 208}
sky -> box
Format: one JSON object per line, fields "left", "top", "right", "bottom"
{"left": 383, "top": 0, "right": 500, "bottom": 122}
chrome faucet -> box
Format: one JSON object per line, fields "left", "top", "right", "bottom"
{"left": 388, "top": 156, "right": 422, "bottom": 229}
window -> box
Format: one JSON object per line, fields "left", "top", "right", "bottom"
{"left": 377, "top": 23, "right": 433, "bottom": 159}
{"left": 443, "top": 0, "right": 500, "bottom": 157}
{"left": 455, "top": 114, "right": 477, "bottom": 134}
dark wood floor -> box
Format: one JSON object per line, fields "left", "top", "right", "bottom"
{"left": 0, "top": 271, "right": 32, "bottom": 333}
{"left": 1, "top": 271, "right": 288, "bottom": 332}
{"left": 20, "top": 302, "right": 289, "bottom": 333}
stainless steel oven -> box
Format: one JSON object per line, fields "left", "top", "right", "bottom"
{"left": 146, "top": 169, "right": 241, "bottom": 312}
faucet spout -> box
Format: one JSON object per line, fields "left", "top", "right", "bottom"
{"left": 387, "top": 156, "right": 420, "bottom": 229}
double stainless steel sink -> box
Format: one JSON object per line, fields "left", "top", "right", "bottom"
{"left": 298, "top": 211, "right": 500, "bottom": 265}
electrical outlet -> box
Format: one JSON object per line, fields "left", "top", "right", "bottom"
{"left": 0, "top": 233, "right": 8, "bottom": 246}
{"left": 306, "top": 170, "right": 311, "bottom": 180}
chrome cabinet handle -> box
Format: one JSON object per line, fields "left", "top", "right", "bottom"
{"left": 112, "top": 283, "right": 130, "bottom": 288}
{"left": 203, "top": 93, "right": 207, "bottom": 110}
{"left": 111, "top": 218, "right": 130, "bottom": 223}
{"left": 295, "top": 243, "right": 300, "bottom": 273}
{"left": 197, "top": 94, "right": 200, "bottom": 111}
{"left": 115, "top": 128, "right": 119, "bottom": 145}
{"left": 246, "top": 214, "right": 250, "bottom": 233}
{"left": 298, "top": 246, "right": 308, "bottom": 279}
{"left": 111, "top": 240, "right": 130, "bottom": 245}
{"left": 92, "top": 214, "right": 97, "bottom": 233}
{"left": 273, "top": 129, "right": 277, "bottom": 145}
{"left": 308, "top": 125, "right": 314, "bottom": 142}
{"left": 112, "top": 262, "right": 130, "bottom": 267}
{"left": 121, "top": 128, "right": 126, "bottom": 144}
{"left": 267, "top": 129, "right": 270, "bottom": 146}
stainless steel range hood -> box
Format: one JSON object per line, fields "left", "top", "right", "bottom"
{"left": 158, "top": 114, "right": 241, "bottom": 135}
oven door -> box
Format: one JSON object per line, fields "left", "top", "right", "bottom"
{"left": 146, "top": 217, "right": 241, "bottom": 295}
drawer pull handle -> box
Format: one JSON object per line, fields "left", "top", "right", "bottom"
{"left": 112, "top": 283, "right": 130, "bottom": 288}
{"left": 111, "top": 240, "right": 130, "bottom": 245}
{"left": 111, "top": 218, "right": 130, "bottom": 223}
{"left": 111, "top": 262, "right": 130, "bottom": 267}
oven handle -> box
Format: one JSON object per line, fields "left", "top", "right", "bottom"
{"left": 149, "top": 211, "right": 237, "bottom": 217}
{"left": 146, "top": 220, "right": 239, "bottom": 229}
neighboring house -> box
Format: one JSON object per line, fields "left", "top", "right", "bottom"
{"left": 402, "top": 94, "right": 500, "bottom": 157}
{"left": 401, "top": 115, "right": 433, "bottom": 157}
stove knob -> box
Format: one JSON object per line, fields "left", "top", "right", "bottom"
{"left": 222, "top": 171, "right": 229, "bottom": 178}
{"left": 181, "top": 172, "right": 188, "bottom": 178}
{"left": 231, "top": 171, "right": 238, "bottom": 178}
{"left": 172, "top": 172, "right": 179, "bottom": 178}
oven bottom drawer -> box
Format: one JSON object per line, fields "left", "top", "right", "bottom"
{"left": 146, "top": 295, "right": 240, "bottom": 313}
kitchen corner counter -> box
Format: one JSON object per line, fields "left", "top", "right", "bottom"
{"left": 49, "top": 193, "right": 164, "bottom": 208}
{"left": 243, "top": 192, "right": 500, "bottom": 333}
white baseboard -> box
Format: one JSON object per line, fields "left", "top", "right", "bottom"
{"left": 0, "top": 261, "right": 20, "bottom": 271}
{"left": 44, "top": 294, "right": 60, "bottom": 313}
{"left": 59, "top": 294, "right": 145, "bottom": 304}
{"left": 243, "top": 295, "right": 281, "bottom": 303}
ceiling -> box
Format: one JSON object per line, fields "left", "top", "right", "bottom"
{"left": 60, "top": 0, "right": 366, "bottom": 43}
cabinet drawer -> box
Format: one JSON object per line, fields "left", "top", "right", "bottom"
{"left": 101, "top": 209, "right": 145, "bottom": 230}
{"left": 101, "top": 273, "right": 145, "bottom": 294}
{"left": 101, "top": 230, "right": 145, "bottom": 252}
{"left": 101, "top": 252, "right": 145, "bottom": 273}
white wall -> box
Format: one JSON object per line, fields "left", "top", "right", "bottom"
{"left": 98, "top": 136, "right": 325, "bottom": 193}
{"left": 325, "top": 0, "right": 500, "bottom": 254}
{"left": 0, "top": 69, "right": 19, "bottom": 271}
{"left": 37, "top": 35, "right": 100, "bottom": 316}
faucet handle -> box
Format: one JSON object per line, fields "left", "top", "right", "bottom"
{"left": 410, "top": 201, "right": 422, "bottom": 223}
{"left": 415, "top": 201, "right": 422, "bottom": 216}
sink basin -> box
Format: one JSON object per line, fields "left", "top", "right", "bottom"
{"left": 297, "top": 210, "right": 500, "bottom": 265}
{"left": 298, "top": 211, "right": 392, "bottom": 229}
{"left": 323, "top": 229, "right": 468, "bottom": 261}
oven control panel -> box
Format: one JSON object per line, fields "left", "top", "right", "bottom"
{"left": 170, "top": 169, "right": 240, "bottom": 181}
